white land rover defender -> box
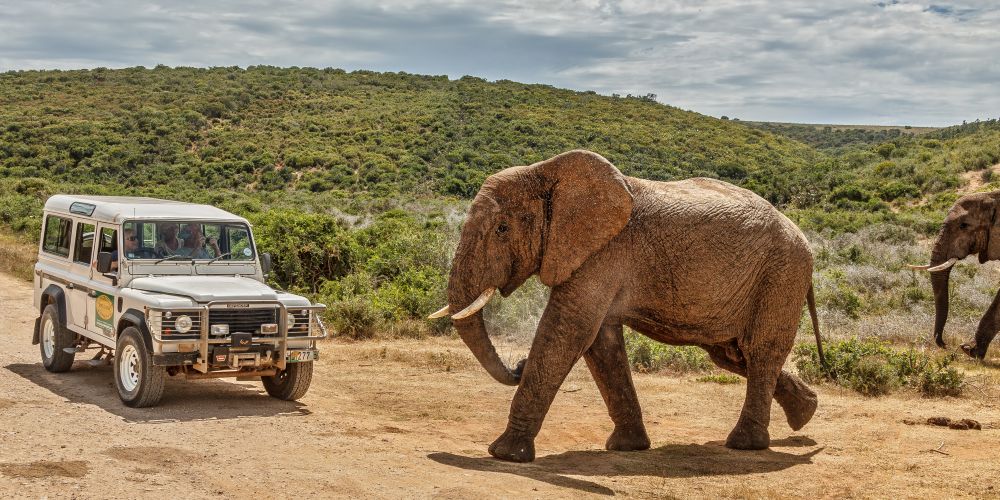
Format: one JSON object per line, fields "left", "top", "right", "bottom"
{"left": 32, "top": 195, "right": 326, "bottom": 407}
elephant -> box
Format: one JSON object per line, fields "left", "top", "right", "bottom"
{"left": 909, "top": 191, "right": 1000, "bottom": 359}
{"left": 429, "top": 149, "right": 823, "bottom": 463}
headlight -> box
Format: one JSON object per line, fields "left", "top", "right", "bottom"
{"left": 175, "top": 315, "right": 193, "bottom": 334}
{"left": 286, "top": 314, "right": 296, "bottom": 330}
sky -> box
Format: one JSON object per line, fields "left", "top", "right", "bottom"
{"left": 1, "top": 0, "right": 998, "bottom": 126}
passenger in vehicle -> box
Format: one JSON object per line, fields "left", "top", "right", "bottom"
{"left": 176, "top": 223, "right": 220, "bottom": 259}
{"left": 154, "top": 223, "right": 183, "bottom": 257}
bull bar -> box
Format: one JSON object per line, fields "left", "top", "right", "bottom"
{"left": 145, "top": 300, "right": 327, "bottom": 373}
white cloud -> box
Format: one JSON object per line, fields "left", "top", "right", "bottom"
{"left": 0, "top": 0, "right": 997, "bottom": 125}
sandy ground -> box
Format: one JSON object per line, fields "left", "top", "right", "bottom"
{"left": 1, "top": 272, "right": 999, "bottom": 499}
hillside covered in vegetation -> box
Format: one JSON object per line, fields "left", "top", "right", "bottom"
{"left": 3, "top": 66, "right": 1000, "bottom": 344}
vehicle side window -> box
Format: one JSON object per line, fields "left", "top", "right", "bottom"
{"left": 98, "top": 227, "right": 117, "bottom": 254}
{"left": 42, "top": 215, "right": 73, "bottom": 258}
{"left": 73, "top": 222, "right": 96, "bottom": 264}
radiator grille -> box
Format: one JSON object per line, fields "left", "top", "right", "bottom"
{"left": 209, "top": 308, "right": 277, "bottom": 334}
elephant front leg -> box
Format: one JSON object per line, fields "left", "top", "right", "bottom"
{"left": 963, "top": 289, "right": 1000, "bottom": 359}
{"left": 583, "top": 323, "right": 650, "bottom": 452}
{"left": 489, "top": 287, "right": 614, "bottom": 462}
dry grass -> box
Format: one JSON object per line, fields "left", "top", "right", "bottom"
{"left": 0, "top": 233, "right": 34, "bottom": 281}
{"left": 341, "top": 339, "right": 488, "bottom": 373}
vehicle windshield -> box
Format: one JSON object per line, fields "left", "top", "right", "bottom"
{"left": 121, "top": 220, "right": 255, "bottom": 262}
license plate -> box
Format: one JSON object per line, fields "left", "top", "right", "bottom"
{"left": 286, "top": 350, "right": 316, "bottom": 362}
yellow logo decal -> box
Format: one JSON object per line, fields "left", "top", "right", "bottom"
{"left": 95, "top": 293, "right": 114, "bottom": 329}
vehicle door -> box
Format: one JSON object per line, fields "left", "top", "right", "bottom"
{"left": 87, "top": 224, "right": 119, "bottom": 339}
{"left": 67, "top": 220, "right": 96, "bottom": 330}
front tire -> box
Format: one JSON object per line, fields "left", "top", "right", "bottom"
{"left": 39, "top": 304, "right": 75, "bottom": 373}
{"left": 114, "top": 327, "right": 166, "bottom": 408}
{"left": 262, "top": 362, "right": 313, "bottom": 400}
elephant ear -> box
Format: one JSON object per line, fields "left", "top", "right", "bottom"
{"left": 535, "top": 150, "right": 634, "bottom": 287}
{"left": 983, "top": 198, "right": 1000, "bottom": 263}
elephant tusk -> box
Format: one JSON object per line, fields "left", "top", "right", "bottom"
{"left": 926, "top": 258, "right": 959, "bottom": 272}
{"left": 452, "top": 288, "right": 497, "bottom": 320}
{"left": 906, "top": 263, "right": 932, "bottom": 270}
{"left": 427, "top": 305, "right": 451, "bottom": 319}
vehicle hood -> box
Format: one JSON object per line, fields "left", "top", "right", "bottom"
{"left": 129, "top": 276, "right": 278, "bottom": 302}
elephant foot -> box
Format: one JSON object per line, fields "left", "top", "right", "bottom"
{"left": 725, "top": 420, "right": 770, "bottom": 450}
{"left": 606, "top": 422, "right": 651, "bottom": 452}
{"left": 488, "top": 428, "right": 536, "bottom": 463}
{"left": 775, "top": 374, "right": 818, "bottom": 431}
{"left": 960, "top": 341, "right": 987, "bottom": 360}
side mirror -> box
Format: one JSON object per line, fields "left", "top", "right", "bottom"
{"left": 96, "top": 252, "right": 114, "bottom": 274}
{"left": 260, "top": 252, "right": 272, "bottom": 276}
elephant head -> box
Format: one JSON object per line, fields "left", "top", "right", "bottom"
{"left": 910, "top": 192, "right": 1000, "bottom": 352}
{"left": 429, "top": 150, "right": 634, "bottom": 385}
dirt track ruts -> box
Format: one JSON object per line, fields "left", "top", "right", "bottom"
{"left": 1, "top": 271, "right": 999, "bottom": 499}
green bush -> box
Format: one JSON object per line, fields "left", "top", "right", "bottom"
{"left": 918, "top": 356, "right": 964, "bottom": 396}
{"left": 793, "top": 338, "right": 964, "bottom": 397}
{"left": 624, "top": 330, "right": 712, "bottom": 374}
{"left": 327, "top": 297, "right": 380, "bottom": 340}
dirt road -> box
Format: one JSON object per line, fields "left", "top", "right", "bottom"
{"left": 1, "top": 272, "right": 999, "bottom": 499}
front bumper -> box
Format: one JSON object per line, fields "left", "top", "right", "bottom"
{"left": 146, "top": 300, "right": 327, "bottom": 373}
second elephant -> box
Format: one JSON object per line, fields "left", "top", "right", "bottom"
{"left": 431, "top": 150, "right": 821, "bottom": 462}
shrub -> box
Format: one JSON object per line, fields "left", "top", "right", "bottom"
{"left": 918, "top": 356, "right": 964, "bottom": 396}
{"left": 624, "top": 330, "right": 712, "bottom": 374}
{"left": 327, "top": 297, "right": 380, "bottom": 340}
{"left": 793, "top": 338, "right": 964, "bottom": 397}
{"left": 844, "top": 356, "right": 899, "bottom": 396}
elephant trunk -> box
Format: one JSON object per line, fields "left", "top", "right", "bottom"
{"left": 930, "top": 243, "right": 953, "bottom": 349}
{"left": 451, "top": 313, "right": 523, "bottom": 386}
{"left": 444, "top": 254, "right": 523, "bottom": 386}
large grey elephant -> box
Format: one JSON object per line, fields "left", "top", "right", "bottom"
{"left": 909, "top": 191, "right": 1000, "bottom": 359}
{"left": 430, "top": 150, "right": 822, "bottom": 462}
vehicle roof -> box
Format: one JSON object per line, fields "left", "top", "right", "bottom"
{"left": 43, "top": 195, "right": 249, "bottom": 224}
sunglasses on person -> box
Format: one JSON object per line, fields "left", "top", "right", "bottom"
{"left": 126, "top": 236, "right": 137, "bottom": 241}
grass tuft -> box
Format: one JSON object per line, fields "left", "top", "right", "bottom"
{"left": 696, "top": 373, "right": 743, "bottom": 384}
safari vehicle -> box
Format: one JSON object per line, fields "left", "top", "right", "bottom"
{"left": 32, "top": 195, "right": 326, "bottom": 407}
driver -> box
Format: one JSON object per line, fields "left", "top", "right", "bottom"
{"left": 109, "top": 228, "right": 139, "bottom": 271}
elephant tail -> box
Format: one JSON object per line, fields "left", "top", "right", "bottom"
{"left": 807, "top": 284, "right": 827, "bottom": 369}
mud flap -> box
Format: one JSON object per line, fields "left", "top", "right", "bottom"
{"left": 32, "top": 317, "right": 41, "bottom": 345}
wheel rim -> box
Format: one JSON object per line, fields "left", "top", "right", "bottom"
{"left": 42, "top": 317, "right": 55, "bottom": 359}
{"left": 118, "top": 344, "right": 140, "bottom": 392}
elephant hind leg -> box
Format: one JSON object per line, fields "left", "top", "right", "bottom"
{"left": 703, "top": 342, "right": 817, "bottom": 432}
{"left": 583, "top": 323, "right": 650, "bottom": 452}
{"left": 723, "top": 283, "right": 807, "bottom": 450}
{"left": 774, "top": 372, "right": 817, "bottom": 431}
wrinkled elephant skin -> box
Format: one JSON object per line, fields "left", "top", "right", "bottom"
{"left": 438, "top": 150, "right": 820, "bottom": 462}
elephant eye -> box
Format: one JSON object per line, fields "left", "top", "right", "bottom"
{"left": 959, "top": 222, "right": 970, "bottom": 230}
{"left": 496, "top": 222, "right": 509, "bottom": 235}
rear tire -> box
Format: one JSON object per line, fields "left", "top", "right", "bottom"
{"left": 114, "top": 327, "right": 166, "bottom": 408}
{"left": 40, "top": 304, "right": 75, "bottom": 373}
{"left": 262, "top": 362, "right": 313, "bottom": 400}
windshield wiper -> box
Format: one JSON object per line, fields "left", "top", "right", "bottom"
{"left": 154, "top": 254, "right": 195, "bottom": 264}
{"left": 204, "top": 252, "right": 232, "bottom": 264}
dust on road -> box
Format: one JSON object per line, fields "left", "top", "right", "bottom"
{"left": 1, "top": 272, "right": 998, "bottom": 498}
